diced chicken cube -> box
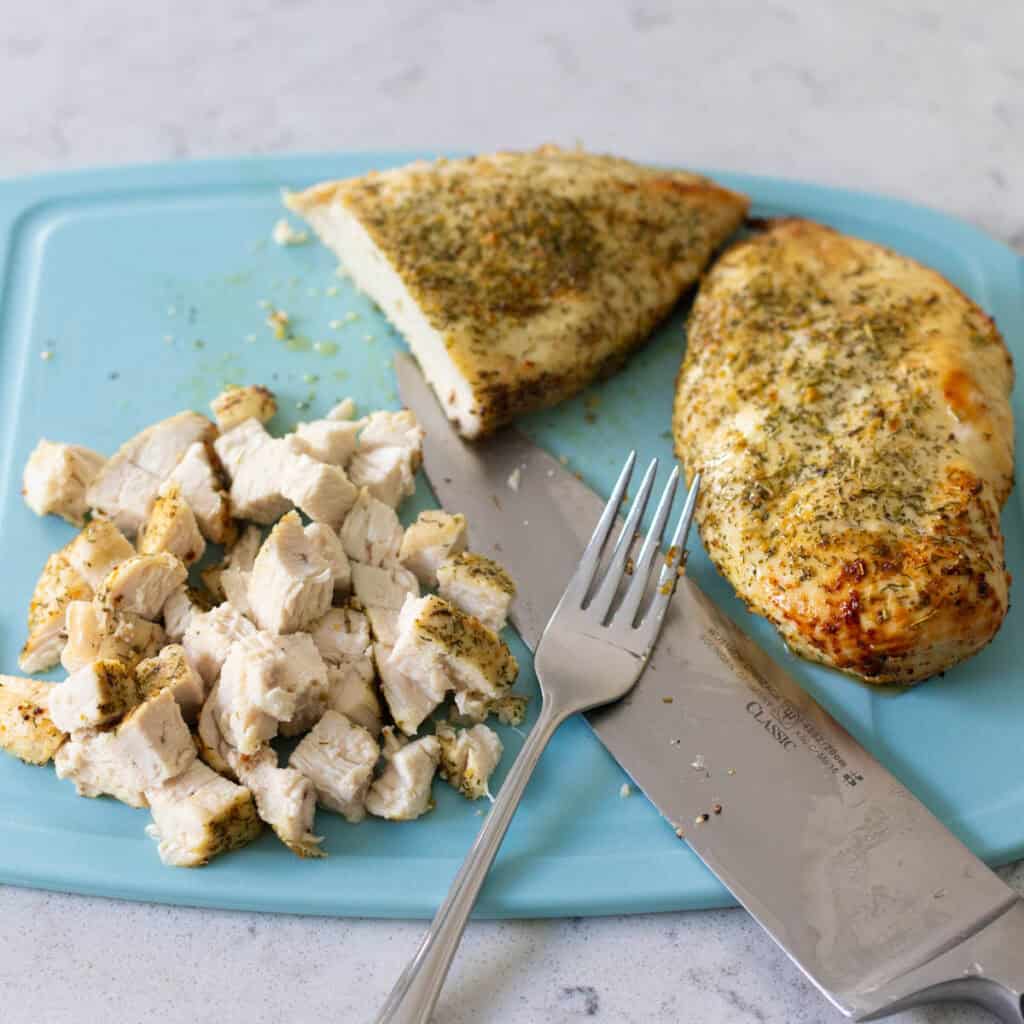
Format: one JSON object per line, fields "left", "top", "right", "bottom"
{"left": 97, "top": 553, "right": 187, "bottom": 620}
{"left": 328, "top": 398, "right": 358, "bottom": 421}
{"left": 211, "top": 636, "right": 281, "bottom": 754}
{"left": 145, "top": 760, "right": 261, "bottom": 867}
{"left": 326, "top": 662, "right": 382, "bottom": 737}
{"left": 281, "top": 440, "right": 358, "bottom": 526}
{"left": 228, "top": 437, "right": 295, "bottom": 523}
{"left": 182, "top": 602, "right": 257, "bottom": 685}
{"left": 249, "top": 512, "right": 333, "bottom": 634}
{"left": 48, "top": 659, "right": 139, "bottom": 733}
{"left": 437, "top": 552, "right": 516, "bottom": 632}
{"left": 341, "top": 489, "right": 403, "bottom": 566}
{"left": 276, "top": 633, "right": 330, "bottom": 737}
{"left": 86, "top": 411, "right": 215, "bottom": 535}
{"left": 85, "top": 461, "right": 158, "bottom": 536}
{"left": 210, "top": 385, "right": 277, "bottom": 432}
{"left": 19, "top": 550, "right": 93, "bottom": 674}
{"left": 304, "top": 522, "right": 351, "bottom": 597}
{"left": 351, "top": 562, "right": 420, "bottom": 611}
{"left": 61, "top": 601, "right": 165, "bottom": 673}
{"left": 0, "top": 675, "right": 64, "bottom": 765}
{"left": 436, "top": 722, "right": 503, "bottom": 800}
{"left": 353, "top": 562, "right": 420, "bottom": 647}
{"left": 347, "top": 447, "right": 416, "bottom": 508}
{"left": 358, "top": 410, "right": 424, "bottom": 462}
{"left": 398, "top": 510, "right": 468, "bottom": 587}
{"left": 391, "top": 595, "right": 518, "bottom": 700}
{"left": 376, "top": 643, "right": 446, "bottom": 736}
{"left": 194, "top": 699, "right": 322, "bottom": 857}
{"left": 161, "top": 585, "right": 212, "bottom": 643}
{"left": 117, "top": 689, "right": 196, "bottom": 787}
{"left": 138, "top": 482, "right": 206, "bottom": 565}
{"left": 166, "top": 441, "right": 235, "bottom": 544}
{"left": 234, "top": 748, "right": 323, "bottom": 857}
{"left": 65, "top": 519, "right": 135, "bottom": 589}
{"left": 290, "top": 710, "right": 380, "bottom": 823}
{"left": 365, "top": 728, "right": 440, "bottom": 821}
{"left": 22, "top": 440, "right": 106, "bottom": 525}
{"left": 214, "top": 418, "right": 273, "bottom": 481}
{"left": 54, "top": 728, "right": 148, "bottom": 807}
{"left": 215, "top": 631, "right": 328, "bottom": 752}
{"left": 135, "top": 644, "right": 206, "bottom": 723}
{"left": 452, "top": 690, "right": 529, "bottom": 727}
{"left": 291, "top": 418, "right": 361, "bottom": 466}
{"left": 310, "top": 606, "right": 371, "bottom": 665}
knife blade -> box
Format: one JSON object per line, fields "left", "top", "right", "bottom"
{"left": 396, "top": 353, "right": 1024, "bottom": 1020}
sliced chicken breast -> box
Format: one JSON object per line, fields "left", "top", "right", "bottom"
{"left": 286, "top": 146, "right": 748, "bottom": 437}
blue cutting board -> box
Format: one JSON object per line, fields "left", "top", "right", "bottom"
{"left": 1, "top": 154, "right": 1022, "bottom": 919}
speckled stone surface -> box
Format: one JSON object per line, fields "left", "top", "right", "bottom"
{"left": 2, "top": 2, "right": 1023, "bottom": 1022}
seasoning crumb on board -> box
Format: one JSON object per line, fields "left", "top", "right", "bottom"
{"left": 271, "top": 218, "right": 309, "bottom": 246}
{"left": 619, "top": 783, "right": 632, "bottom": 799}
{"left": 266, "top": 308, "right": 290, "bottom": 339}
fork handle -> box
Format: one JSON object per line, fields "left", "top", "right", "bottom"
{"left": 374, "top": 702, "right": 569, "bottom": 1024}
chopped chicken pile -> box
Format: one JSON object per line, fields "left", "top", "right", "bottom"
{"left": 3, "top": 386, "right": 527, "bottom": 868}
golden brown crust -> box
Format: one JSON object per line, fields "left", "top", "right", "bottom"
{"left": 674, "top": 218, "right": 1013, "bottom": 685}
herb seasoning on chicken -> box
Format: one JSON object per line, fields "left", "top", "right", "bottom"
{"left": 674, "top": 219, "right": 1013, "bottom": 684}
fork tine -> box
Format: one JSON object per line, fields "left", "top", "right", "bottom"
{"left": 587, "top": 457, "right": 658, "bottom": 622}
{"left": 633, "top": 472, "right": 701, "bottom": 645}
{"left": 560, "top": 450, "right": 636, "bottom": 608}
{"left": 612, "top": 465, "right": 680, "bottom": 627}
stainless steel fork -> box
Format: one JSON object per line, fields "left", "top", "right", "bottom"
{"left": 375, "top": 452, "right": 702, "bottom": 1024}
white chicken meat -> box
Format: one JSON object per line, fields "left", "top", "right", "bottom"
{"left": 341, "top": 489, "right": 404, "bottom": 566}
{"left": 365, "top": 727, "right": 440, "bottom": 821}
{"left": 290, "top": 710, "right": 380, "bottom": 823}
{"left": 145, "top": 759, "right": 261, "bottom": 867}
{"left": 398, "top": 510, "right": 468, "bottom": 587}
{"left": 22, "top": 439, "right": 106, "bottom": 525}
{"left": 436, "top": 552, "right": 516, "bottom": 632}
{"left": 248, "top": 512, "right": 333, "bottom": 634}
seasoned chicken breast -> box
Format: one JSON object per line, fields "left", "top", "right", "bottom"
{"left": 673, "top": 219, "right": 1014, "bottom": 684}
{"left": 286, "top": 145, "right": 748, "bottom": 437}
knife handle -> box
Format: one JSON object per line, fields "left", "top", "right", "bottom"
{"left": 856, "top": 899, "right": 1024, "bottom": 1022}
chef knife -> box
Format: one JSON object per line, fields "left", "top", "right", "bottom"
{"left": 396, "top": 353, "right": 1024, "bottom": 1023}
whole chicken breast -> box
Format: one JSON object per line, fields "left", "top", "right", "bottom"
{"left": 673, "top": 219, "right": 1014, "bottom": 684}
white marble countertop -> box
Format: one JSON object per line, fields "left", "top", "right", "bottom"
{"left": 2, "top": 2, "right": 1023, "bottom": 1022}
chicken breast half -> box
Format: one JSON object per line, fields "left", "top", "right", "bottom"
{"left": 286, "top": 145, "right": 748, "bottom": 437}
{"left": 673, "top": 219, "right": 1014, "bottom": 684}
